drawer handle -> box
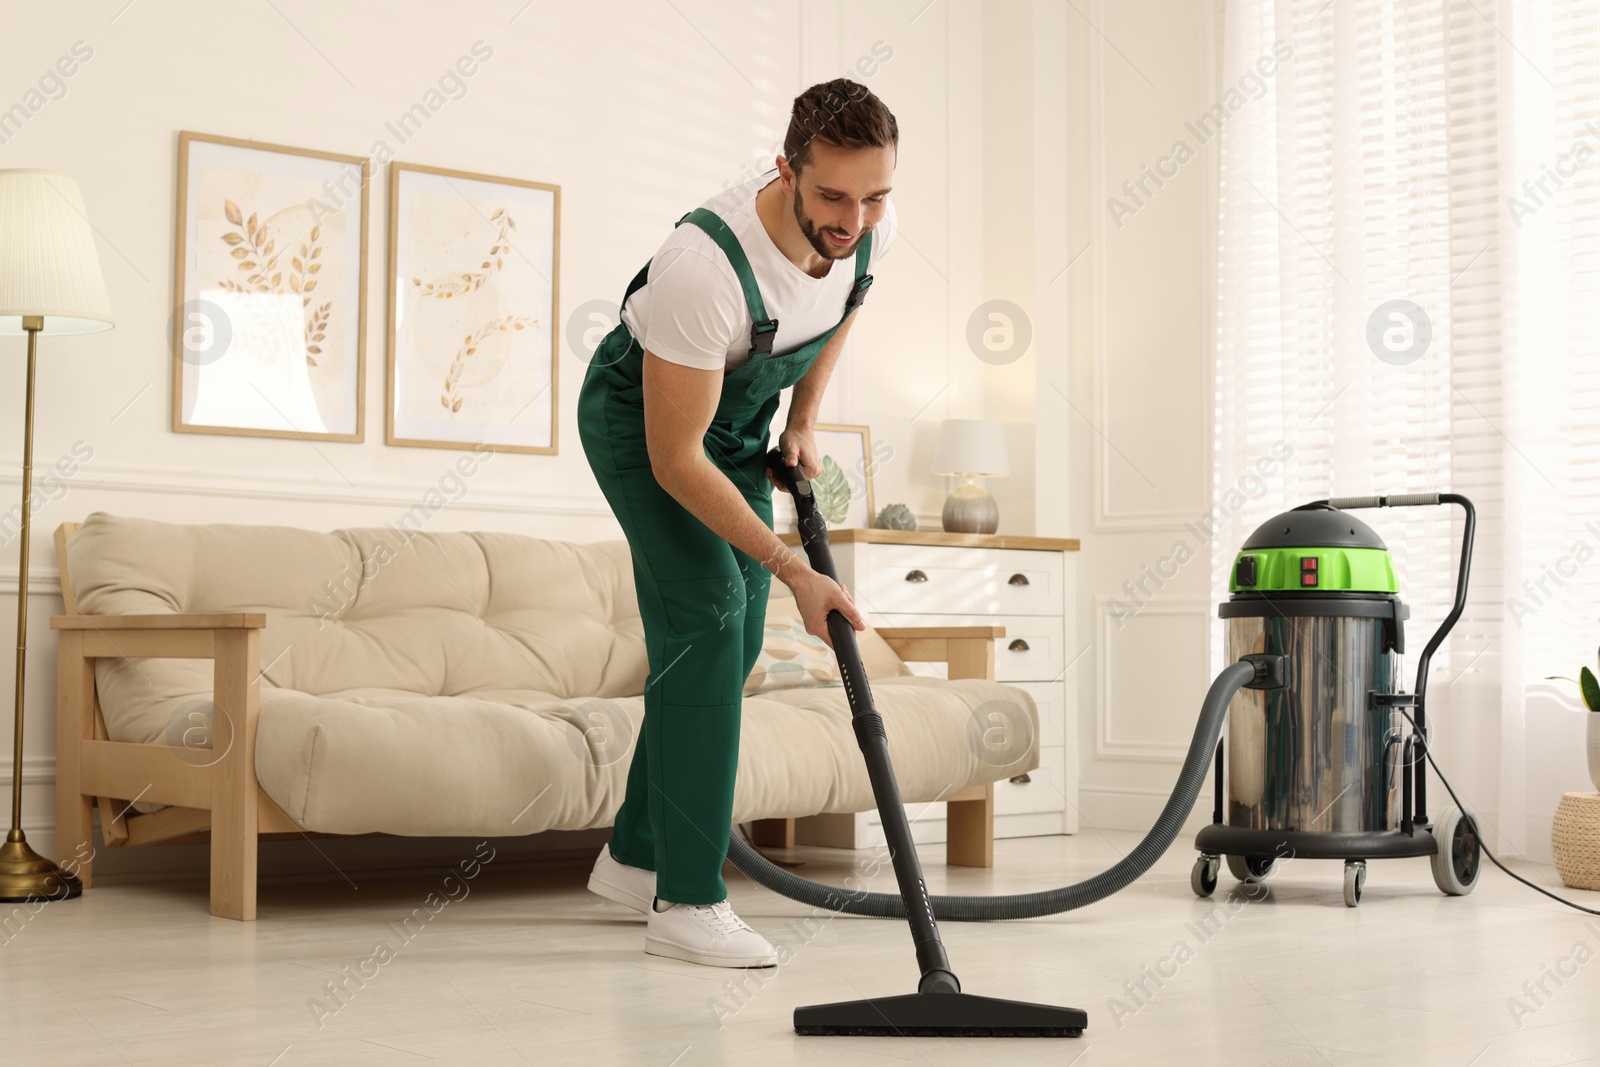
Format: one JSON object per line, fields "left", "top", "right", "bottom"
{"left": 1008, "top": 638, "right": 1030, "bottom": 652}
{"left": 1009, "top": 772, "right": 1032, "bottom": 784}
{"left": 904, "top": 569, "right": 928, "bottom": 582}
{"left": 1008, "top": 572, "right": 1029, "bottom": 586}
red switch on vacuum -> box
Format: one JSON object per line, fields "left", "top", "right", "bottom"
{"left": 1299, "top": 556, "right": 1318, "bottom": 587}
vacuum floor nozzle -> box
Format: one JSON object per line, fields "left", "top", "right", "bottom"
{"left": 794, "top": 991, "right": 1088, "bottom": 1038}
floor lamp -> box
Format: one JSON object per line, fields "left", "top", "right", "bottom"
{"left": 0, "top": 170, "right": 114, "bottom": 902}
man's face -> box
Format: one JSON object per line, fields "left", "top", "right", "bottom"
{"left": 786, "top": 140, "right": 895, "bottom": 261}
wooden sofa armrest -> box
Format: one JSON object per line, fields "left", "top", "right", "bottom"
{"left": 875, "top": 624, "right": 1004, "bottom": 682}
{"left": 52, "top": 612, "right": 267, "bottom": 630}
{"left": 53, "top": 610, "right": 266, "bottom": 920}
{"left": 51, "top": 612, "right": 266, "bottom": 659}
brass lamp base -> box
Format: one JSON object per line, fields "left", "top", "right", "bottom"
{"left": 0, "top": 829, "right": 82, "bottom": 902}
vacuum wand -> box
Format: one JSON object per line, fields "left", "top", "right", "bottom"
{"left": 769, "top": 449, "right": 956, "bottom": 991}
{"left": 766, "top": 449, "right": 1087, "bottom": 1038}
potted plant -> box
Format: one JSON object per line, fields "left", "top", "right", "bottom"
{"left": 1547, "top": 649, "right": 1600, "bottom": 793}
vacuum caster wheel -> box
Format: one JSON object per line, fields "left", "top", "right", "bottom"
{"left": 1191, "top": 854, "right": 1220, "bottom": 897}
{"left": 1226, "top": 854, "right": 1275, "bottom": 884}
{"left": 1431, "top": 806, "right": 1482, "bottom": 896}
{"left": 1343, "top": 860, "right": 1367, "bottom": 908}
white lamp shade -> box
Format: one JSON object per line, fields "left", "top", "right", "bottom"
{"left": 932, "top": 418, "right": 1010, "bottom": 477}
{"left": 0, "top": 169, "right": 114, "bottom": 335}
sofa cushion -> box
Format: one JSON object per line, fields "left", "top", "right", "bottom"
{"left": 249, "top": 676, "right": 1036, "bottom": 835}
{"left": 67, "top": 513, "right": 651, "bottom": 711}
{"left": 63, "top": 512, "right": 1033, "bottom": 833}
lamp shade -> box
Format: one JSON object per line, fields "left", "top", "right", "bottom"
{"left": 0, "top": 169, "right": 114, "bottom": 335}
{"left": 932, "top": 418, "right": 1009, "bottom": 477}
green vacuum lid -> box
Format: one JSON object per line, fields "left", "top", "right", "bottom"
{"left": 1231, "top": 504, "right": 1398, "bottom": 593}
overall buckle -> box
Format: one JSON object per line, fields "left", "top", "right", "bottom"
{"left": 845, "top": 273, "right": 874, "bottom": 312}
{"left": 748, "top": 318, "right": 779, "bottom": 356}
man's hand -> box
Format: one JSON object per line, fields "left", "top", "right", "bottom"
{"left": 769, "top": 424, "right": 820, "bottom": 494}
{"left": 788, "top": 566, "right": 865, "bottom": 649}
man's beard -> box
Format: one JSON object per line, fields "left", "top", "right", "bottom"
{"left": 793, "top": 190, "right": 863, "bottom": 260}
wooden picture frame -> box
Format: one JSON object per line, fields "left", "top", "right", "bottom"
{"left": 777, "top": 422, "right": 877, "bottom": 531}
{"left": 385, "top": 162, "right": 560, "bottom": 455}
{"left": 171, "top": 131, "right": 369, "bottom": 442}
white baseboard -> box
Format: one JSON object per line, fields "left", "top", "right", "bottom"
{"left": 1079, "top": 786, "right": 1212, "bottom": 834}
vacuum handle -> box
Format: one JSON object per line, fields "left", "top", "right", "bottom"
{"left": 767, "top": 450, "right": 842, "bottom": 586}
{"left": 1315, "top": 491, "right": 1474, "bottom": 826}
{"left": 1318, "top": 492, "right": 1475, "bottom": 685}
{"left": 1325, "top": 492, "right": 1441, "bottom": 509}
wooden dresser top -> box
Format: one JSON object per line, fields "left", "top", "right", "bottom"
{"left": 776, "top": 528, "right": 1080, "bottom": 552}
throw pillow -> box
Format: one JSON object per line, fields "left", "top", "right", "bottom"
{"left": 744, "top": 592, "right": 913, "bottom": 694}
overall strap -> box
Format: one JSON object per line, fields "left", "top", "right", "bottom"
{"left": 807, "top": 231, "right": 875, "bottom": 351}
{"left": 844, "top": 230, "right": 874, "bottom": 317}
{"left": 622, "top": 209, "right": 877, "bottom": 357}
{"left": 678, "top": 207, "right": 779, "bottom": 356}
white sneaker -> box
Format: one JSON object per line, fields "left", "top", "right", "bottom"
{"left": 645, "top": 895, "right": 779, "bottom": 968}
{"left": 587, "top": 846, "right": 653, "bottom": 915}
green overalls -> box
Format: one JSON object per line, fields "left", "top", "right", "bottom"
{"left": 577, "top": 205, "right": 873, "bottom": 904}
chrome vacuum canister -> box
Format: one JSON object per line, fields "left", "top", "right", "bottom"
{"left": 1219, "top": 505, "right": 1408, "bottom": 834}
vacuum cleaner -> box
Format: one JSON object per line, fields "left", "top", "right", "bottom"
{"left": 744, "top": 452, "right": 1498, "bottom": 1037}
{"left": 1193, "top": 492, "right": 1481, "bottom": 907}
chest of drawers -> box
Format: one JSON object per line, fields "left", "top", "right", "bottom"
{"left": 778, "top": 528, "right": 1080, "bottom": 850}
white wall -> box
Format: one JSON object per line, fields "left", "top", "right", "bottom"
{"left": 1055, "top": 0, "right": 1225, "bottom": 831}
{"left": 0, "top": 0, "right": 1056, "bottom": 872}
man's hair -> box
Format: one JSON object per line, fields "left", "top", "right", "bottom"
{"left": 783, "top": 78, "right": 898, "bottom": 174}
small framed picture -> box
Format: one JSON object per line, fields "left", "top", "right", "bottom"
{"left": 777, "top": 423, "right": 877, "bottom": 531}
{"left": 386, "top": 162, "right": 559, "bottom": 454}
{"left": 171, "top": 131, "right": 370, "bottom": 441}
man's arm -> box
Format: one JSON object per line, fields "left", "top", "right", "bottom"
{"left": 785, "top": 308, "right": 857, "bottom": 432}
{"left": 641, "top": 349, "right": 811, "bottom": 585}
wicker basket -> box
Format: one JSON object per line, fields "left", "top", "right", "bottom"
{"left": 1552, "top": 792, "right": 1600, "bottom": 891}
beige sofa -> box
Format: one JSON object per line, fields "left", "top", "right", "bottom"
{"left": 50, "top": 513, "right": 1040, "bottom": 921}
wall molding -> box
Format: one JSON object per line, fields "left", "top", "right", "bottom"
{"left": 1084, "top": 0, "right": 1210, "bottom": 532}
{"left": 1094, "top": 594, "right": 1210, "bottom": 762}
{"left": 0, "top": 755, "right": 57, "bottom": 787}
{"left": 0, "top": 458, "right": 614, "bottom": 522}
{"left": 0, "top": 567, "right": 62, "bottom": 597}
{"left": 0, "top": 460, "right": 948, "bottom": 551}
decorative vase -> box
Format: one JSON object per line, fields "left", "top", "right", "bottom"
{"left": 1589, "top": 714, "right": 1600, "bottom": 793}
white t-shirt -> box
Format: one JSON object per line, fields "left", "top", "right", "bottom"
{"left": 619, "top": 169, "right": 896, "bottom": 372}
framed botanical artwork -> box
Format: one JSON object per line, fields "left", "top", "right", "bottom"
{"left": 171, "top": 131, "right": 369, "bottom": 441}
{"left": 776, "top": 423, "right": 878, "bottom": 531}
{"left": 386, "top": 162, "right": 559, "bottom": 454}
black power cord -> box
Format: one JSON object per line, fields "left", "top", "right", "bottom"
{"left": 1399, "top": 708, "right": 1600, "bottom": 917}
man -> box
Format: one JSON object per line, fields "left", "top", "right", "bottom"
{"left": 576, "top": 78, "right": 898, "bottom": 969}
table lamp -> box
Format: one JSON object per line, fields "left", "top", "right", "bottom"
{"left": 0, "top": 170, "right": 114, "bottom": 902}
{"left": 932, "top": 418, "right": 1009, "bottom": 534}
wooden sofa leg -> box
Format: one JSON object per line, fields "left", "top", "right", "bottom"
{"left": 749, "top": 818, "right": 795, "bottom": 849}
{"left": 210, "top": 630, "right": 260, "bottom": 920}
{"left": 54, "top": 630, "right": 96, "bottom": 889}
{"left": 945, "top": 783, "right": 994, "bottom": 868}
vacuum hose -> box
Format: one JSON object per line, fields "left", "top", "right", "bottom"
{"left": 726, "top": 659, "right": 1256, "bottom": 921}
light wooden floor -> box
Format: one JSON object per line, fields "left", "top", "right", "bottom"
{"left": 4, "top": 829, "right": 1600, "bottom": 1066}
